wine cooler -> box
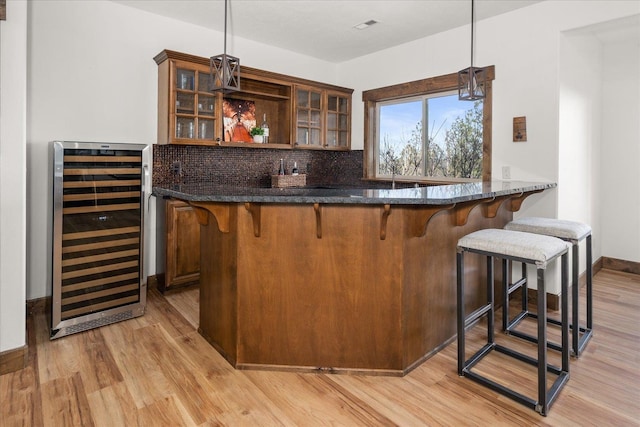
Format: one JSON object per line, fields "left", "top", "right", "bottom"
{"left": 50, "top": 141, "right": 150, "bottom": 339}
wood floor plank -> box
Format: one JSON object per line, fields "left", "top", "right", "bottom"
{"left": 100, "top": 324, "right": 175, "bottom": 409}
{"left": 174, "top": 331, "right": 296, "bottom": 425}
{"left": 243, "top": 370, "right": 398, "bottom": 426}
{"left": 163, "top": 285, "right": 199, "bottom": 329}
{"left": 136, "top": 394, "right": 197, "bottom": 427}
{"left": 142, "top": 288, "right": 197, "bottom": 338}
{"left": 40, "top": 372, "right": 94, "bottom": 427}
{"left": 0, "top": 366, "right": 41, "bottom": 426}
{"left": 134, "top": 324, "right": 226, "bottom": 424}
{"left": 3, "top": 268, "right": 639, "bottom": 426}
{"left": 33, "top": 314, "right": 123, "bottom": 395}
{"left": 86, "top": 382, "right": 140, "bottom": 427}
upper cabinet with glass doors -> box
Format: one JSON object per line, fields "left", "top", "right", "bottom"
{"left": 155, "top": 50, "right": 352, "bottom": 150}
{"left": 295, "top": 87, "right": 322, "bottom": 147}
{"left": 155, "top": 52, "right": 221, "bottom": 146}
{"left": 295, "top": 87, "right": 351, "bottom": 150}
{"left": 325, "top": 92, "right": 350, "bottom": 149}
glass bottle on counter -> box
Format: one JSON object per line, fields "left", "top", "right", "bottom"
{"left": 278, "top": 159, "right": 285, "bottom": 176}
{"left": 261, "top": 113, "right": 270, "bottom": 144}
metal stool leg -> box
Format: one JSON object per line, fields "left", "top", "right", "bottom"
{"left": 536, "top": 267, "right": 548, "bottom": 415}
{"left": 537, "top": 252, "right": 571, "bottom": 416}
{"left": 487, "top": 256, "right": 495, "bottom": 344}
{"left": 561, "top": 252, "right": 570, "bottom": 373}
{"left": 575, "top": 234, "right": 594, "bottom": 357}
{"left": 502, "top": 259, "right": 509, "bottom": 331}
{"left": 571, "top": 242, "right": 579, "bottom": 356}
{"left": 457, "top": 251, "right": 465, "bottom": 375}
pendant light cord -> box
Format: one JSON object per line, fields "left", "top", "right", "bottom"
{"left": 470, "top": 0, "right": 474, "bottom": 69}
{"left": 223, "top": 0, "right": 228, "bottom": 57}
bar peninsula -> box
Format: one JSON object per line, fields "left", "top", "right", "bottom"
{"left": 153, "top": 181, "right": 555, "bottom": 376}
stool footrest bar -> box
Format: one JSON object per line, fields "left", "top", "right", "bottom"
{"left": 464, "top": 303, "right": 492, "bottom": 328}
{"left": 506, "top": 310, "right": 528, "bottom": 330}
{"left": 507, "top": 277, "right": 527, "bottom": 295}
{"left": 462, "top": 369, "right": 537, "bottom": 411}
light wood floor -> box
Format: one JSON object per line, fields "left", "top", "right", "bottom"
{"left": 2, "top": 269, "right": 639, "bottom": 426}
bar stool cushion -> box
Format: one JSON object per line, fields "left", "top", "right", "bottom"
{"left": 457, "top": 229, "right": 570, "bottom": 268}
{"left": 505, "top": 217, "right": 591, "bottom": 242}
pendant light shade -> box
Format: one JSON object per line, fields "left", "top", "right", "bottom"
{"left": 458, "top": 0, "right": 485, "bottom": 101}
{"left": 210, "top": 0, "right": 240, "bottom": 93}
{"left": 458, "top": 66, "right": 486, "bottom": 101}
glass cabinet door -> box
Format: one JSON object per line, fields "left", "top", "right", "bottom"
{"left": 326, "top": 94, "right": 350, "bottom": 148}
{"left": 296, "top": 88, "right": 322, "bottom": 146}
{"left": 173, "top": 66, "right": 218, "bottom": 143}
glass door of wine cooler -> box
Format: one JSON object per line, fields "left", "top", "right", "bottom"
{"left": 50, "top": 141, "right": 150, "bottom": 339}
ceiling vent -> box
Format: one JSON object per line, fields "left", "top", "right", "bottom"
{"left": 354, "top": 20, "right": 378, "bottom": 30}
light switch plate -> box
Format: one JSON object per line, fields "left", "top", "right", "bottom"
{"left": 502, "top": 166, "right": 511, "bottom": 179}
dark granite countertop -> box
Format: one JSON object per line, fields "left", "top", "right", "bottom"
{"left": 152, "top": 180, "right": 556, "bottom": 205}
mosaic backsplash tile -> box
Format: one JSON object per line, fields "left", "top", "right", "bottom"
{"left": 153, "top": 145, "right": 369, "bottom": 188}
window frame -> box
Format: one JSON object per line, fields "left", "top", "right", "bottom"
{"left": 363, "top": 67, "right": 494, "bottom": 184}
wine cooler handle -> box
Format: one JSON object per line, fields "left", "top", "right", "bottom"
{"left": 143, "top": 163, "right": 152, "bottom": 212}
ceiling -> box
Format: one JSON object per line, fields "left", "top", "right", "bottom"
{"left": 111, "top": 0, "right": 544, "bottom": 63}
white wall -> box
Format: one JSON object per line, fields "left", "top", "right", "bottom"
{"left": 27, "top": 0, "right": 338, "bottom": 300}
{"left": 600, "top": 37, "right": 640, "bottom": 262}
{"left": 0, "top": 0, "right": 28, "bottom": 352}
{"left": 558, "top": 31, "right": 603, "bottom": 262}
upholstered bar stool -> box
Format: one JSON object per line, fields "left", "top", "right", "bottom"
{"left": 504, "top": 217, "right": 593, "bottom": 357}
{"left": 457, "top": 229, "right": 570, "bottom": 416}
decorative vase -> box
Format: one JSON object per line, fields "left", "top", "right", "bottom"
{"left": 253, "top": 135, "right": 264, "bottom": 143}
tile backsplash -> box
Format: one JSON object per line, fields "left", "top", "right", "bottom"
{"left": 153, "top": 145, "right": 367, "bottom": 188}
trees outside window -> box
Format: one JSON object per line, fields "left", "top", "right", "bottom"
{"left": 363, "top": 68, "right": 493, "bottom": 183}
{"left": 377, "top": 95, "right": 483, "bottom": 179}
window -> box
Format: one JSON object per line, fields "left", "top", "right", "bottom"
{"left": 363, "top": 68, "right": 494, "bottom": 183}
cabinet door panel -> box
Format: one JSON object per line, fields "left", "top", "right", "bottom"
{"left": 165, "top": 200, "right": 200, "bottom": 289}
{"left": 296, "top": 87, "right": 323, "bottom": 147}
{"left": 326, "top": 93, "right": 350, "bottom": 149}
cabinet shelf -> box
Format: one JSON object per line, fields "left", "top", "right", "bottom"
{"left": 219, "top": 141, "right": 293, "bottom": 149}
{"left": 225, "top": 90, "right": 290, "bottom": 101}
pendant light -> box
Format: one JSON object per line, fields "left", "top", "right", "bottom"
{"left": 210, "top": 0, "right": 240, "bottom": 93}
{"left": 458, "top": 0, "right": 485, "bottom": 101}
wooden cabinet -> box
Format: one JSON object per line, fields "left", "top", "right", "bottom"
{"left": 155, "top": 50, "right": 352, "bottom": 150}
{"left": 156, "top": 56, "right": 222, "bottom": 146}
{"left": 294, "top": 86, "right": 350, "bottom": 149}
{"left": 295, "top": 86, "right": 322, "bottom": 147}
{"left": 160, "top": 199, "right": 200, "bottom": 291}
{"left": 325, "top": 92, "right": 351, "bottom": 149}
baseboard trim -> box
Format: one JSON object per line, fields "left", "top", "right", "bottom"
{"left": 27, "top": 296, "right": 49, "bottom": 316}
{"left": 602, "top": 256, "right": 640, "bottom": 275}
{"left": 0, "top": 345, "right": 27, "bottom": 375}
{"left": 148, "top": 274, "right": 161, "bottom": 290}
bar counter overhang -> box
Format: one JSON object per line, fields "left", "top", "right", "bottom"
{"left": 153, "top": 181, "right": 555, "bottom": 376}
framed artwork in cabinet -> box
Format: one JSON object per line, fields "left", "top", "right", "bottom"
{"left": 223, "top": 98, "right": 256, "bottom": 143}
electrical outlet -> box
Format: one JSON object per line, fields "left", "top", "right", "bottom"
{"left": 502, "top": 166, "right": 511, "bottom": 180}
{"left": 171, "top": 161, "right": 182, "bottom": 175}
